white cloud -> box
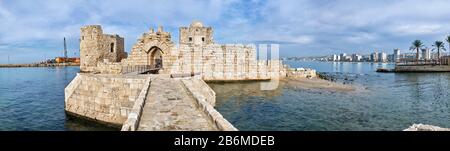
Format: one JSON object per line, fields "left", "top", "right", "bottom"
{"left": 345, "top": 32, "right": 377, "bottom": 43}
{"left": 3, "top": 0, "right": 450, "bottom": 63}
{"left": 291, "top": 36, "right": 314, "bottom": 44}
{"left": 391, "top": 24, "right": 444, "bottom": 35}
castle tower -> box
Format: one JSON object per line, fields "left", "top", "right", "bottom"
{"left": 80, "top": 25, "right": 126, "bottom": 72}
{"left": 179, "top": 21, "right": 214, "bottom": 45}
{"left": 80, "top": 25, "right": 103, "bottom": 72}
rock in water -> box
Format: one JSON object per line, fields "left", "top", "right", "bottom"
{"left": 404, "top": 124, "right": 450, "bottom": 131}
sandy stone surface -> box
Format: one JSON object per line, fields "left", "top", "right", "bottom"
{"left": 283, "top": 77, "right": 356, "bottom": 92}
{"left": 137, "top": 76, "right": 217, "bottom": 131}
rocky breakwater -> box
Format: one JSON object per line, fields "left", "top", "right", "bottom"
{"left": 286, "top": 67, "right": 317, "bottom": 78}
{"left": 404, "top": 124, "right": 450, "bottom": 131}
{"left": 284, "top": 67, "right": 357, "bottom": 92}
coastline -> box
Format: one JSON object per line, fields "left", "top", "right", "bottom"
{"left": 0, "top": 63, "right": 80, "bottom": 68}
{"left": 282, "top": 77, "right": 356, "bottom": 92}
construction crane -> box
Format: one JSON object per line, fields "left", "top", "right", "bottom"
{"left": 55, "top": 37, "right": 80, "bottom": 64}
{"left": 64, "top": 37, "right": 68, "bottom": 61}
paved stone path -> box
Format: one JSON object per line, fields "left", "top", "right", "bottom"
{"left": 137, "top": 76, "right": 218, "bottom": 131}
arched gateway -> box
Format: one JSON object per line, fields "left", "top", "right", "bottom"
{"left": 121, "top": 26, "right": 174, "bottom": 74}
{"left": 79, "top": 22, "right": 286, "bottom": 79}
{"left": 145, "top": 46, "right": 163, "bottom": 70}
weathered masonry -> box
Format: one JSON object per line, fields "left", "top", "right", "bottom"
{"left": 65, "top": 74, "right": 236, "bottom": 131}
{"left": 66, "top": 21, "right": 303, "bottom": 131}
{"left": 79, "top": 21, "right": 287, "bottom": 80}
{"left": 80, "top": 25, "right": 127, "bottom": 72}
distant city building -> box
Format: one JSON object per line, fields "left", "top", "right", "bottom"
{"left": 431, "top": 52, "right": 440, "bottom": 60}
{"left": 351, "top": 54, "right": 362, "bottom": 62}
{"left": 379, "top": 52, "right": 387, "bottom": 62}
{"left": 387, "top": 54, "right": 394, "bottom": 62}
{"left": 394, "top": 49, "right": 401, "bottom": 62}
{"left": 421, "top": 48, "right": 431, "bottom": 60}
{"left": 344, "top": 56, "right": 352, "bottom": 62}
{"left": 340, "top": 53, "right": 347, "bottom": 61}
{"left": 371, "top": 52, "right": 379, "bottom": 62}
{"left": 400, "top": 53, "right": 416, "bottom": 59}
{"left": 362, "top": 55, "right": 371, "bottom": 62}
{"left": 332, "top": 54, "right": 338, "bottom": 61}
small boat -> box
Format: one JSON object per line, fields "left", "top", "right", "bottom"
{"left": 376, "top": 68, "right": 395, "bottom": 73}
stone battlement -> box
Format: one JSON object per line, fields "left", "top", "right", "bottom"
{"left": 79, "top": 21, "right": 287, "bottom": 81}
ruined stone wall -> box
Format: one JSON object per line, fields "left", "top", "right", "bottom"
{"left": 102, "top": 34, "right": 126, "bottom": 62}
{"left": 123, "top": 40, "right": 287, "bottom": 80}
{"left": 65, "top": 73, "right": 147, "bottom": 125}
{"left": 121, "top": 27, "right": 175, "bottom": 70}
{"left": 80, "top": 25, "right": 126, "bottom": 72}
{"left": 86, "top": 23, "right": 287, "bottom": 80}
{"left": 287, "top": 68, "right": 317, "bottom": 78}
{"left": 179, "top": 25, "right": 213, "bottom": 45}
{"left": 95, "top": 62, "right": 123, "bottom": 74}
{"left": 167, "top": 44, "right": 286, "bottom": 81}
{"left": 80, "top": 25, "right": 102, "bottom": 72}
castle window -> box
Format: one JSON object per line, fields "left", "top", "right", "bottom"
{"left": 110, "top": 43, "right": 115, "bottom": 53}
{"left": 81, "top": 36, "right": 84, "bottom": 40}
{"left": 189, "top": 37, "right": 192, "bottom": 42}
{"left": 202, "top": 37, "right": 205, "bottom": 42}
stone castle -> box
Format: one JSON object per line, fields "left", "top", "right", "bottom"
{"left": 80, "top": 21, "right": 287, "bottom": 80}
{"left": 65, "top": 21, "right": 316, "bottom": 131}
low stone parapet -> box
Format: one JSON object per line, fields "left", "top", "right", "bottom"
{"left": 65, "top": 73, "right": 148, "bottom": 126}
{"left": 121, "top": 77, "right": 151, "bottom": 131}
{"left": 94, "top": 62, "right": 123, "bottom": 74}
{"left": 64, "top": 73, "right": 82, "bottom": 103}
{"left": 181, "top": 78, "right": 237, "bottom": 131}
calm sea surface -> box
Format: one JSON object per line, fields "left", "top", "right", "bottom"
{"left": 1, "top": 61, "right": 449, "bottom": 130}
{"left": 0, "top": 67, "right": 116, "bottom": 130}
{"left": 211, "top": 61, "right": 450, "bottom": 131}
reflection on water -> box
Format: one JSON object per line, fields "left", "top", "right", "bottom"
{"left": 211, "top": 61, "right": 450, "bottom": 131}
{"left": 209, "top": 81, "right": 285, "bottom": 100}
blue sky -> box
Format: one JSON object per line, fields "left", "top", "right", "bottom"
{"left": 2, "top": 0, "right": 450, "bottom": 63}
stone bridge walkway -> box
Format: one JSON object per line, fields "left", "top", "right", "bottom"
{"left": 137, "top": 76, "right": 218, "bottom": 131}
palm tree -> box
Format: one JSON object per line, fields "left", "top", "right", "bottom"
{"left": 446, "top": 35, "right": 450, "bottom": 56}
{"left": 432, "top": 41, "right": 446, "bottom": 62}
{"left": 410, "top": 40, "right": 424, "bottom": 62}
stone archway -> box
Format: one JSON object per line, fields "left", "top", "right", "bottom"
{"left": 145, "top": 46, "right": 163, "bottom": 73}
{"left": 148, "top": 46, "right": 163, "bottom": 68}
{"left": 131, "top": 39, "right": 172, "bottom": 74}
